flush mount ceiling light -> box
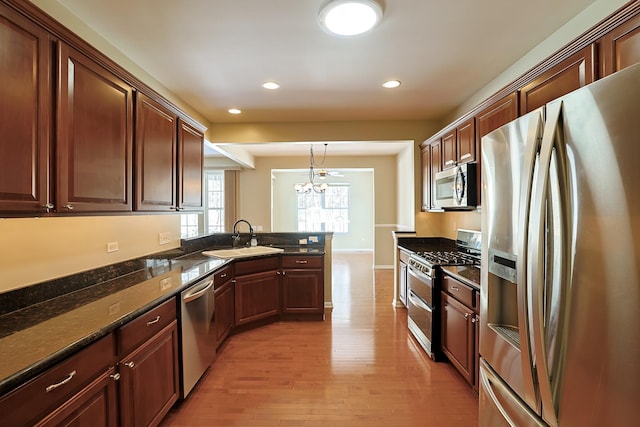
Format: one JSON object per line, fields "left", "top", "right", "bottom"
{"left": 319, "top": 0, "right": 383, "bottom": 37}
{"left": 262, "top": 81, "right": 280, "bottom": 90}
{"left": 228, "top": 108, "right": 242, "bottom": 115}
{"left": 382, "top": 79, "right": 401, "bottom": 88}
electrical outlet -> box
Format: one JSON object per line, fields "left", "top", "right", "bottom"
{"left": 160, "top": 277, "right": 173, "bottom": 291}
{"left": 299, "top": 238, "right": 308, "bottom": 245}
{"left": 107, "top": 242, "right": 119, "bottom": 253}
{"left": 256, "top": 225, "right": 263, "bottom": 231}
{"left": 158, "top": 232, "right": 171, "bottom": 245}
{"left": 308, "top": 235, "right": 319, "bottom": 243}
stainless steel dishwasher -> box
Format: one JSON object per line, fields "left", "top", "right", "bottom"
{"left": 179, "top": 275, "right": 216, "bottom": 398}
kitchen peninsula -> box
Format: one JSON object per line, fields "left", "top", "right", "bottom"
{"left": 0, "top": 232, "right": 330, "bottom": 426}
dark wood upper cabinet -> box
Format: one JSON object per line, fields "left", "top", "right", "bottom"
{"left": 0, "top": 4, "right": 51, "bottom": 213}
{"left": 135, "top": 93, "right": 177, "bottom": 211}
{"left": 456, "top": 118, "right": 476, "bottom": 165}
{"left": 600, "top": 13, "right": 640, "bottom": 77}
{"left": 430, "top": 141, "right": 442, "bottom": 210}
{"left": 519, "top": 44, "right": 596, "bottom": 114}
{"left": 57, "top": 42, "right": 133, "bottom": 212}
{"left": 476, "top": 92, "right": 518, "bottom": 140}
{"left": 420, "top": 145, "right": 431, "bottom": 211}
{"left": 441, "top": 130, "right": 456, "bottom": 170}
{"left": 177, "top": 120, "right": 204, "bottom": 211}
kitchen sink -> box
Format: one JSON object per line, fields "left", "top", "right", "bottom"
{"left": 202, "top": 246, "right": 284, "bottom": 259}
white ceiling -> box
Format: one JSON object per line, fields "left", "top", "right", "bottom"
{"left": 54, "top": 0, "right": 596, "bottom": 126}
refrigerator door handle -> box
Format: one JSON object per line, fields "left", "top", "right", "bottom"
{"left": 516, "top": 108, "right": 544, "bottom": 411}
{"left": 529, "top": 100, "right": 571, "bottom": 426}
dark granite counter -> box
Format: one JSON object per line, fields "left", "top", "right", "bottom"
{"left": 0, "top": 232, "right": 327, "bottom": 397}
{"left": 441, "top": 265, "right": 481, "bottom": 290}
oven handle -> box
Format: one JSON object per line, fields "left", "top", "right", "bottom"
{"left": 408, "top": 291, "right": 433, "bottom": 313}
{"left": 408, "top": 264, "right": 432, "bottom": 284}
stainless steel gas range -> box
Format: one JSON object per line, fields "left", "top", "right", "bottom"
{"left": 407, "top": 229, "right": 480, "bottom": 360}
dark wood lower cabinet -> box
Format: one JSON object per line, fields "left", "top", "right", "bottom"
{"left": 234, "top": 269, "right": 280, "bottom": 326}
{"left": 118, "top": 320, "right": 179, "bottom": 427}
{"left": 440, "top": 292, "right": 475, "bottom": 386}
{"left": 215, "top": 278, "right": 235, "bottom": 348}
{"left": 281, "top": 254, "right": 324, "bottom": 320}
{"left": 36, "top": 367, "right": 119, "bottom": 427}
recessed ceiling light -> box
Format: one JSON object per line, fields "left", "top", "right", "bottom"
{"left": 228, "top": 108, "right": 242, "bottom": 115}
{"left": 382, "top": 80, "right": 401, "bottom": 89}
{"left": 262, "top": 81, "right": 280, "bottom": 90}
{"left": 319, "top": 0, "right": 383, "bottom": 37}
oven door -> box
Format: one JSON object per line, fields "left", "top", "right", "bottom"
{"left": 408, "top": 264, "right": 433, "bottom": 306}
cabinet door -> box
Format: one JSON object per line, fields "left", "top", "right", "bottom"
{"left": 215, "top": 279, "right": 235, "bottom": 348}
{"left": 520, "top": 44, "right": 596, "bottom": 114}
{"left": 600, "top": 14, "right": 640, "bottom": 77}
{"left": 119, "top": 321, "right": 179, "bottom": 427}
{"left": 420, "top": 145, "right": 431, "bottom": 211}
{"left": 57, "top": 42, "right": 133, "bottom": 212}
{"left": 476, "top": 92, "right": 518, "bottom": 140}
{"left": 456, "top": 118, "right": 475, "bottom": 164}
{"left": 430, "top": 141, "right": 441, "bottom": 209}
{"left": 0, "top": 5, "right": 52, "bottom": 213}
{"left": 36, "top": 367, "right": 118, "bottom": 427}
{"left": 235, "top": 270, "right": 280, "bottom": 326}
{"left": 440, "top": 292, "right": 474, "bottom": 385}
{"left": 441, "top": 131, "right": 456, "bottom": 170}
{"left": 135, "top": 93, "right": 177, "bottom": 211}
{"left": 177, "top": 120, "right": 203, "bottom": 211}
{"left": 281, "top": 269, "right": 323, "bottom": 316}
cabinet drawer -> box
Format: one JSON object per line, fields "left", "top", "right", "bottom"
{"left": 234, "top": 256, "right": 280, "bottom": 276}
{"left": 442, "top": 275, "right": 474, "bottom": 308}
{"left": 118, "top": 298, "right": 176, "bottom": 355}
{"left": 281, "top": 255, "right": 323, "bottom": 269}
{"left": 0, "top": 333, "right": 116, "bottom": 427}
{"left": 214, "top": 265, "right": 233, "bottom": 289}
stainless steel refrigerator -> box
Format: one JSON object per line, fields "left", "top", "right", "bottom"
{"left": 479, "top": 62, "right": 640, "bottom": 426}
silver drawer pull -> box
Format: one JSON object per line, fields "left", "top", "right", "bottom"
{"left": 146, "top": 316, "right": 160, "bottom": 326}
{"left": 46, "top": 370, "right": 76, "bottom": 392}
{"left": 220, "top": 273, "right": 227, "bottom": 278}
{"left": 451, "top": 286, "right": 459, "bottom": 291}
{"left": 124, "top": 361, "right": 135, "bottom": 368}
{"left": 295, "top": 260, "right": 308, "bottom": 264}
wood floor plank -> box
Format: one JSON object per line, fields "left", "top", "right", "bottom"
{"left": 161, "top": 252, "right": 478, "bottom": 426}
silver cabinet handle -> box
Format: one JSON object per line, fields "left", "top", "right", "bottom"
{"left": 146, "top": 316, "right": 160, "bottom": 326}
{"left": 444, "top": 159, "right": 455, "bottom": 166}
{"left": 464, "top": 313, "right": 470, "bottom": 320}
{"left": 220, "top": 273, "right": 227, "bottom": 279}
{"left": 63, "top": 204, "right": 74, "bottom": 210}
{"left": 460, "top": 153, "right": 472, "bottom": 160}
{"left": 124, "top": 362, "right": 135, "bottom": 368}
{"left": 43, "top": 203, "right": 54, "bottom": 212}
{"left": 295, "top": 260, "right": 308, "bottom": 264}
{"left": 46, "top": 370, "right": 76, "bottom": 392}
{"left": 110, "top": 373, "right": 121, "bottom": 381}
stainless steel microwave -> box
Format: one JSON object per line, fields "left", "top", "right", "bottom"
{"left": 433, "top": 163, "right": 477, "bottom": 209}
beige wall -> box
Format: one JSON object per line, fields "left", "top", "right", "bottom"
{"left": 237, "top": 154, "right": 399, "bottom": 267}
{"left": 0, "top": 215, "right": 181, "bottom": 293}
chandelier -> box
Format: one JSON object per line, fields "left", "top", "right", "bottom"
{"left": 295, "top": 144, "right": 329, "bottom": 194}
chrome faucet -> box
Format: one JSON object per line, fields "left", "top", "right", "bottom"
{"left": 232, "top": 219, "right": 256, "bottom": 247}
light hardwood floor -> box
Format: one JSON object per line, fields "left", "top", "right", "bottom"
{"left": 161, "top": 252, "right": 479, "bottom": 426}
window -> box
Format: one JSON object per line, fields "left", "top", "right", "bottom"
{"left": 180, "top": 170, "right": 225, "bottom": 238}
{"left": 205, "top": 171, "right": 225, "bottom": 233}
{"left": 297, "top": 185, "right": 349, "bottom": 233}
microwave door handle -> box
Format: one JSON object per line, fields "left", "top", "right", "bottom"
{"left": 454, "top": 167, "right": 462, "bottom": 205}
{"left": 516, "top": 108, "right": 545, "bottom": 411}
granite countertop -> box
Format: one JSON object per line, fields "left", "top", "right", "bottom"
{"left": 441, "top": 265, "right": 481, "bottom": 290}
{"left": 0, "top": 239, "right": 325, "bottom": 397}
